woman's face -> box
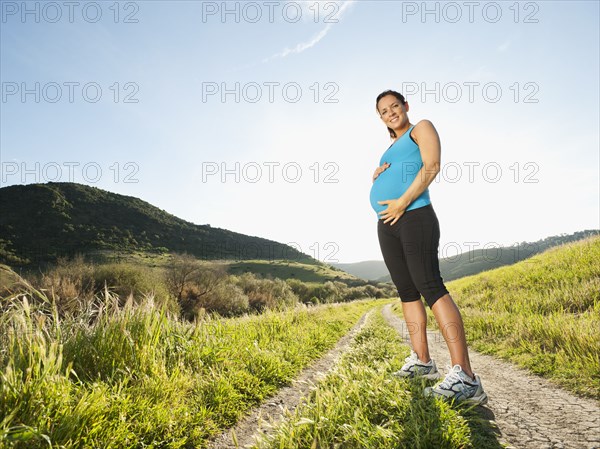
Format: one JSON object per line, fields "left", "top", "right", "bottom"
{"left": 377, "top": 94, "right": 409, "bottom": 131}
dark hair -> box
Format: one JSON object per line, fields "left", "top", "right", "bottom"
{"left": 375, "top": 90, "right": 406, "bottom": 139}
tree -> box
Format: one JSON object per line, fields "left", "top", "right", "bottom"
{"left": 164, "top": 253, "right": 226, "bottom": 302}
{"left": 165, "top": 254, "right": 227, "bottom": 319}
{"left": 164, "top": 253, "right": 202, "bottom": 301}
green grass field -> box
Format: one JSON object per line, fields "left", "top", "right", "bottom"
{"left": 1, "top": 236, "right": 596, "bottom": 447}
{"left": 0, "top": 286, "right": 380, "bottom": 448}
{"left": 253, "top": 308, "right": 503, "bottom": 449}
{"left": 413, "top": 235, "right": 599, "bottom": 399}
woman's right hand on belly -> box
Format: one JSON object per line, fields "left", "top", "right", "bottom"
{"left": 372, "top": 162, "right": 391, "bottom": 182}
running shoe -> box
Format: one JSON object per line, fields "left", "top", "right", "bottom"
{"left": 424, "top": 364, "right": 488, "bottom": 405}
{"left": 393, "top": 350, "right": 442, "bottom": 380}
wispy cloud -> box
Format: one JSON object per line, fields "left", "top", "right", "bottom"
{"left": 498, "top": 39, "right": 511, "bottom": 52}
{"left": 467, "top": 65, "right": 495, "bottom": 81}
{"left": 262, "top": 0, "right": 355, "bottom": 63}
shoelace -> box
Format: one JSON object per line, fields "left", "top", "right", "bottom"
{"left": 439, "top": 365, "right": 465, "bottom": 389}
{"left": 402, "top": 351, "right": 418, "bottom": 366}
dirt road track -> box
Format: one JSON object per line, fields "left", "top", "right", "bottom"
{"left": 207, "top": 311, "right": 372, "bottom": 449}
{"left": 207, "top": 305, "right": 599, "bottom": 449}
{"left": 382, "top": 304, "right": 600, "bottom": 449}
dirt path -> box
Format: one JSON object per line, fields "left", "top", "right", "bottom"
{"left": 207, "top": 310, "right": 372, "bottom": 449}
{"left": 382, "top": 304, "right": 600, "bottom": 449}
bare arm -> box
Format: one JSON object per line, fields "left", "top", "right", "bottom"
{"left": 377, "top": 120, "right": 441, "bottom": 224}
{"left": 401, "top": 119, "right": 441, "bottom": 204}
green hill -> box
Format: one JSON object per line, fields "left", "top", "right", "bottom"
{"left": 438, "top": 235, "right": 600, "bottom": 398}
{"left": 331, "top": 260, "right": 389, "bottom": 281}
{"left": 226, "top": 259, "right": 360, "bottom": 284}
{"left": 367, "top": 230, "right": 599, "bottom": 283}
{"left": 0, "top": 182, "right": 313, "bottom": 267}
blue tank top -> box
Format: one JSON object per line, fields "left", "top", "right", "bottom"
{"left": 369, "top": 125, "right": 431, "bottom": 218}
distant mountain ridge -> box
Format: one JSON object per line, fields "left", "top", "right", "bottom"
{"left": 0, "top": 182, "right": 313, "bottom": 266}
{"left": 332, "top": 260, "right": 389, "bottom": 281}
{"left": 333, "top": 230, "right": 600, "bottom": 282}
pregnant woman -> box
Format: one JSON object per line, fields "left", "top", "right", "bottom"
{"left": 370, "top": 89, "right": 487, "bottom": 405}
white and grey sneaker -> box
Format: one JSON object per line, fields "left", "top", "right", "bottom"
{"left": 393, "top": 350, "right": 442, "bottom": 380}
{"left": 424, "top": 364, "right": 488, "bottom": 405}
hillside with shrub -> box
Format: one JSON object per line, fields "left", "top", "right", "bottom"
{"left": 0, "top": 253, "right": 395, "bottom": 321}
{"left": 0, "top": 182, "right": 312, "bottom": 266}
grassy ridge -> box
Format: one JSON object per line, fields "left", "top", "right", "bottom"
{"left": 0, "top": 288, "right": 381, "bottom": 448}
{"left": 429, "top": 236, "right": 600, "bottom": 399}
{"left": 254, "top": 309, "right": 503, "bottom": 449}
{"left": 0, "top": 182, "right": 313, "bottom": 266}
{"left": 374, "top": 230, "right": 599, "bottom": 283}
{"left": 83, "top": 253, "right": 361, "bottom": 286}
{"left": 226, "top": 259, "right": 357, "bottom": 284}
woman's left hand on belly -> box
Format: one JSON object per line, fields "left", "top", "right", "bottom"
{"left": 377, "top": 197, "right": 410, "bottom": 225}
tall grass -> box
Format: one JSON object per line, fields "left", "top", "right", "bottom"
{"left": 14, "top": 254, "right": 392, "bottom": 321}
{"left": 0, "top": 266, "right": 380, "bottom": 448}
{"left": 427, "top": 236, "right": 600, "bottom": 398}
{"left": 254, "top": 309, "right": 502, "bottom": 449}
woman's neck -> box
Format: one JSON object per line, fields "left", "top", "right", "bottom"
{"left": 392, "top": 122, "right": 413, "bottom": 142}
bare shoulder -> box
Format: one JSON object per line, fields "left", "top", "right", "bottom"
{"left": 411, "top": 119, "right": 439, "bottom": 142}
{"left": 413, "top": 119, "right": 436, "bottom": 133}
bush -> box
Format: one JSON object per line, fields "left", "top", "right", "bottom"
{"left": 286, "top": 278, "right": 311, "bottom": 303}
{"left": 93, "top": 263, "right": 172, "bottom": 308}
{"left": 189, "top": 282, "right": 249, "bottom": 318}
{"left": 37, "top": 254, "right": 96, "bottom": 315}
{"left": 234, "top": 273, "right": 298, "bottom": 312}
{"left": 35, "top": 255, "right": 176, "bottom": 316}
{"left": 164, "top": 254, "right": 230, "bottom": 319}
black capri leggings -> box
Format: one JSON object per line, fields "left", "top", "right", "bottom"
{"left": 377, "top": 203, "right": 449, "bottom": 308}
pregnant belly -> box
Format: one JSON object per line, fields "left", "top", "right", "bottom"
{"left": 369, "top": 168, "right": 408, "bottom": 213}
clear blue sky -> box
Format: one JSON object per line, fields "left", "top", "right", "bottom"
{"left": 1, "top": 1, "right": 599, "bottom": 263}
